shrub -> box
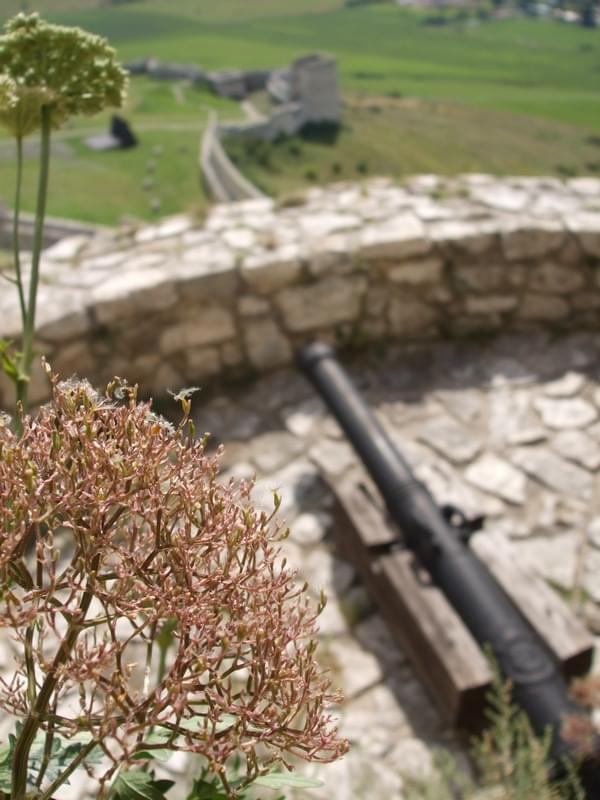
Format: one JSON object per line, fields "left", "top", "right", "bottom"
{"left": 0, "top": 376, "right": 347, "bottom": 799}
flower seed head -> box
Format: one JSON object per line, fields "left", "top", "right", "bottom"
{"left": 0, "top": 13, "right": 128, "bottom": 136}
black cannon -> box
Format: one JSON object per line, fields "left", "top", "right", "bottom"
{"left": 298, "top": 342, "right": 599, "bottom": 788}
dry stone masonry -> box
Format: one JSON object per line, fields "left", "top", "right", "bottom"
{"left": 1, "top": 174, "right": 600, "bottom": 408}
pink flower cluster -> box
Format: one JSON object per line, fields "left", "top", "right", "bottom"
{"left": 0, "top": 376, "right": 347, "bottom": 795}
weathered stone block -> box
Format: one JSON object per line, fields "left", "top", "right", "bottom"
{"left": 275, "top": 276, "right": 366, "bottom": 332}
{"left": 159, "top": 309, "right": 236, "bottom": 355}
{"left": 238, "top": 295, "right": 271, "bottom": 317}
{"left": 358, "top": 213, "right": 430, "bottom": 260}
{"left": 299, "top": 212, "right": 361, "bottom": 239}
{"left": 185, "top": 346, "right": 221, "bottom": 378}
{"left": 307, "top": 232, "right": 357, "bottom": 277}
{"left": 93, "top": 269, "right": 178, "bottom": 324}
{"left": 388, "top": 297, "right": 437, "bottom": 336}
{"left": 428, "top": 218, "right": 498, "bottom": 255}
{"left": 365, "top": 286, "right": 389, "bottom": 317}
{"left": 518, "top": 293, "right": 569, "bottom": 321}
{"left": 501, "top": 219, "right": 566, "bottom": 261}
{"left": 241, "top": 244, "right": 303, "bottom": 294}
{"left": 565, "top": 212, "right": 600, "bottom": 258}
{"left": 244, "top": 318, "right": 293, "bottom": 369}
{"left": 177, "top": 246, "right": 238, "bottom": 298}
{"left": 528, "top": 262, "right": 584, "bottom": 293}
{"left": 452, "top": 262, "right": 525, "bottom": 293}
{"left": 389, "top": 258, "right": 444, "bottom": 285}
{"left": 38, "top": 310, "right": 92, "bottom": 343}
{"left": 152, "top": 362, "right": 185, "bottom": 397}
{"left": 464, "top": 295, "right": 518, "bottom": 315}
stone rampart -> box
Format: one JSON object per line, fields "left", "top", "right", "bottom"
{"left": 1, "top": 174, "right": 599, "bottom": 409}
{"left": 200, "top": 112, "right": 266, "bottom": 202}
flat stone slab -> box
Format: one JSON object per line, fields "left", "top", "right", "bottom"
{"left": 511, "top": 446, "right": 593, "bottom": 499}
{"left": 533, "top": 396, "right": 598, "bottom": 430}
{"left": 417, "top": 416, "right": 482, "bottom": 464}
{"left": 464, "top": 453, "right": 526, "bottom": 505}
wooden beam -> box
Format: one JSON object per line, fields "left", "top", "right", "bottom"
{"left": 330, "top": 469, "right": 594, "bottom": 729}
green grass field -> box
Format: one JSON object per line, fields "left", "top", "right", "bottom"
{"left": 225, "top": 96, "right": 600, "bottom": 196}
{"left": 21, "top": 2, "right": 599, "bottom": 129}
{"left": 0, "top": 77, "right": 240, "bottom": 225}
{"left": 0, "top": 1, "right": 598, "bottom": 222}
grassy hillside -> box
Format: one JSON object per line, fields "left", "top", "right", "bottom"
{"left": 0, "top": 78, "right": 240, "bottom": 224}
{"left": 0, "top": 1, "right": 598, "bottom": 222}
{"left": 11, "top": 4, "right": 598, "bottom": 129}
{"left": 225, "top": 96, "right": 600, "bottom": 196}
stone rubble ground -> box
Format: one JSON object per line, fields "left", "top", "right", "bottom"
{"left": 0, "top": 333, "right": 599, "bottom": 799}
{"left": 179, "top": 329, "right": 598, "bottom": 799}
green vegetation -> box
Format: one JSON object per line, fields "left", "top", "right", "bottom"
{"left": 0, "top": 1, "right": 598, "bottom": 221}
{"left": 0, "top": 77, "right": 239, "bottom": 224}
{"left": 24, "top": 3, "right": 600, "bottom": 129}
{"left": 224, "top": 98, "right": 600, "bottom": 194}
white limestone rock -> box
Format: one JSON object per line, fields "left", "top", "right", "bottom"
{"left": 510, "top": 446, "right": 593, "bottom": 498}
{"left": 417, "top": 416, "right": 482, "bottom": 464}
{"left": 43, "top": 234, "right": 90, "bottom": 262}
{"left": 533, "top": 396, "right": 598, "bottom": 430}
{"left": 289, "top": 511, "right": 331, "bottom": 545}
{"left": 310, "top": 439, "right": 356, "bottom": 476}
{"left": 428, "top": 218, "right": 498, "bottom": 255}
{"left": 543, "top": 371, "right": 586, "bottom": 397}
{"left": 92, "top": 268, "right": 177, "bottom": 323}
{"left": 464, "top": 453, "right": 526, "bottom": 505}
{"left": 240, "top": 243, "right": 303, "bottom": 293}
{"left": 513, "top": 530, "right": 580, "bottom": 590}
{"left": 358, "top": 212, "right": 430, "bottom": 260}
{"left": 250, "top": 430, "right": 306, "bottom": 474}
{"left": 550, "top": 430, "right": 600, "bottom": 471}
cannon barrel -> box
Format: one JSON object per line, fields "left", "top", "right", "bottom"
{"left": 299, "top": 342, "right": 598, "bottom": 779}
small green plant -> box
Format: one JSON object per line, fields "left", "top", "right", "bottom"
{"left": 405, "top": 665, "right": 587, "bottom": 800}
{"left": 0, "top": 12, "right": 127, "bottom": 417}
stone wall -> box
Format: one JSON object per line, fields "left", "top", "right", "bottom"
{"left": 200, "top": 112, "right": 266, "bottom": 202}
{"left": 0, "top": 208, "right": 106, "bottom": 250}
{"left": 1, "top": 174, "right": 599, "bottom": 409}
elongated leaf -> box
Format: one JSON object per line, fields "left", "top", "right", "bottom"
{"left": 0, "top": 743, "right": 13, "bottom": 793}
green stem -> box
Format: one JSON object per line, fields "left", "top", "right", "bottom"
{"left": 16, "top": 105, "right": 52, "bottom": 416}
{"left": 13, "top": 135, "right": 26, "bottom": 328}
{"left": 10, "top": 555, "right": 99, "bottom": 800}
{"left": 37, "top": 739, "right": 99, "bottom": 800}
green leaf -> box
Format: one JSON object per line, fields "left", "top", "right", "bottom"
{"left": 132, "top": 730, "right": 174, "bottom": 763}
{"left": 109, "top": 770, "right": 175, "bottom": 800}
{"left": 0, "top": 339, "right": 19, "bottom": 385}
{"left": 0, "top": 743, "right": 13, "bottom": 793}
{"left": 186, "top": 777, "right": 229, "bottom": 800}
{"left": 254, "top": 773, "right": 323, "bottom": 790}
